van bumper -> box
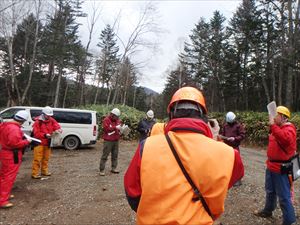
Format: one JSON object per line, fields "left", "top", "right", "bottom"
{"left": 89, "top": 140, "right": 97, "bottom": 145}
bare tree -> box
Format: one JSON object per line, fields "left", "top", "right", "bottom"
{"left": 111, "top": 1, "right": 162, "bottom": 105}
{"left": 0, "top": 0, "right": 31, "bottom": 106}
{"left": 20, "top": 0, "right": 43, "bottom": 104}
{"left": 78, "top": 1, "right": 102, "bottom": 106}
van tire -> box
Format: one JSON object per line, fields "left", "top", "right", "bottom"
{"left": 63, "top": 136, "right": 80, "bottom": 150}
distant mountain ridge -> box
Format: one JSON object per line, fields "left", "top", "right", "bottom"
{"left": 140, "top": 86, "right": 159, "bottom": 96}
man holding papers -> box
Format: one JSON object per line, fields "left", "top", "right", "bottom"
{"left": 0, "top": 110, "right": 31, "bottom": 208}
{"left": 31, "top": 106, "right": 61, "bottom": 179}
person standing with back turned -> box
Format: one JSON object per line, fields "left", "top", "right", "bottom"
{"left": 255, "top": 106, "right": 297, "bottom": 225}
{"left": 31, "top": 106, "right": 61, "bottom": 179}
{"left": 124, "top": 86, "right": 244, "bottom": 225}
{"left": 0, "top": 110, "right": 31, "bottom": 208}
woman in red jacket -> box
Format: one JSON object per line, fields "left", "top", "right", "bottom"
{"left": 0, "top": 110, "right": 31, "bottom": 208}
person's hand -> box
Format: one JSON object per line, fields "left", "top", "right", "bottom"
{"left": 45, "top": 133, "right": 51, "bottom": 139}
{"left": 269, "top": 115, "right": 274, "bottom": 125}
{"left": 227, "top": 137, "right": 235, "bottom": 142}
{"left": 116, "top": 125, "right": 122, "bottom": 130}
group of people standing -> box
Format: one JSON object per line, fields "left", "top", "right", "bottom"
{"left": 122, "top": 87, "right": 297, "bottom": 225}
{"left": 0, "top": 106, "right": 61, "bottom": 208}
{"left": 0, "top": 86, "right": 298, "bottom": 225}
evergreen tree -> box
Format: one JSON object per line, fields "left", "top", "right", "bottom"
{"left": 94, "top": 24, "right": 120, "bottom": 104}
{"left": 41, "top": 0, "right": 85, "bottom": 107}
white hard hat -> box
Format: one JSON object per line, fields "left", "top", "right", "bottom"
{"left": 146, "top": 110, "right": 154, "bottom": 119}
{"left": 111, "top": 108, "right": 121, "bottom": 117}
{"left": 42, "top": 106, "right": 53, "bottom": 116}
{"left": 14, "top": 110, "right": 29, "bottom": 122}
{"left": 226, "top": 111, "right": 236, "bottom": 123}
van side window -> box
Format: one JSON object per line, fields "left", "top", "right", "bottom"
{"left": 30, "top": 109, "right": 43, "bottom": 120}
{"left": 53, "top": 111, "right": 92, "bottom": 124}
{"left": 0, "top": 108, "right": 25, "bottom": 119}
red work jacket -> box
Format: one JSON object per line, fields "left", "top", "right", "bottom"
{"left": 266, "top": 123, "right": 297, "bottom": 173}
{"left": 32, "top": 116, "right": 61, "bottom": 146}
{"left": 102, "top": 115, "right": 121, "bottom": 142}
{"left": 0, "top": 122, "right": 30, "bottom": 152}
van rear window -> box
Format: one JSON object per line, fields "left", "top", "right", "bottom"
{"left": 30, "top": 109, "right": 92, "bottom": 124}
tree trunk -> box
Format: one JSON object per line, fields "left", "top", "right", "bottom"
{"left": 54, "top": 66, "right": 63, "bottom": 107}
{"left": 62, "top": 82, "right": 69, "bottom": 108}
{"left": 21, "top": 0, "right": 41, "bottom": 104}
{"left": 106, "top": 88, "right": 112, "bottom": 106}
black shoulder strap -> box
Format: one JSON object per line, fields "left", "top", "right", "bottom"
{"left": 165, "top": 133, "right": 214, "bottom": 220}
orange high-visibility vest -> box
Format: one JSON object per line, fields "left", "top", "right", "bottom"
{"left": 138, "top": 131, "right": 235, "bottom": 225}
{"left": 150, "top": 122, "right": 165, "bottom": 136}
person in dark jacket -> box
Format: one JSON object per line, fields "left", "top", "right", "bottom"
{"left": 137, "top": 110, "right": 156, "bottom": 141}
{"left": 219, "top": 111, "right": 245, "bottom": 186}
{"left": 99, "top": 108, "right": 122, "bottom": 176}
{"left": 255, "top": 106, "right": 297, "bottom": 225}
{"left": 219, "top": 112, "right": 245, "bottom": 151}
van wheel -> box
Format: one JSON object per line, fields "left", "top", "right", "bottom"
{"left": 63, "top": 136, "right": 80, "bottom": 150}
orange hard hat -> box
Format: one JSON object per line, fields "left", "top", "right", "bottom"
{"left": 167, "top": 87, "right": 207, "bottom": 114}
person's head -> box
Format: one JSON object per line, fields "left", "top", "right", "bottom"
{"left": 225, "top": 111, "right": 236, "bottom": 124}
{"left": 42, "top": 106, "right": 53, "bottom": 120}
{"left": 274, "top": 106, "right": 290, "bottom": 126}
{"left": 167, "top": 86, "right": 207, "bottom": 121}
{"left": 13, "top": 110, "right": 29, "bottom": 124}
{"left": 110, "top": 108, "right": 121, "bottom": 121}
{"left": 146, "top": 110, "right": 154, "bottom": 120}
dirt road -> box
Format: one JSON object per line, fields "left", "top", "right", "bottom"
{"left": 0, "top": 141, "right": 299, "bottom": 225}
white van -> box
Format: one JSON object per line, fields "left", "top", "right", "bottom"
{"left": 0, "top": 106, "right": 98, "bottom": 150}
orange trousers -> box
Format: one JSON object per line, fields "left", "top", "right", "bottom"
{"left": 32, "top": 145, "right": 51, "bottom": 176}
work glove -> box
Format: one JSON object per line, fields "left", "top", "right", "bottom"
{"left": 45, "top": 133, "right": 51, "bottom": 139}
{"left": 116, "top": 125, "right": 122, "bottom": 130}
{"left": 227, "top": 137, "right": 235, "bottom": 142}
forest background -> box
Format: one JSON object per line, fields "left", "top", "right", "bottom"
{"left": 1, "top": 0, "right": 300, "bottom": 146}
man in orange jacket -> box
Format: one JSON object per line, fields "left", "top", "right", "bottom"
{"left": 0, "top": 110, "right": 31, "bottom": 208}
{"left": 31, "top": 106, "right": 61, "bottom": 179}
{"left": 124, "top": 87, "right": 244, "bottom": 225}
{"left": 255, "top": 106, "right": 297, "bottom": 225}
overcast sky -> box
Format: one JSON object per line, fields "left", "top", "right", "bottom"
{"left": 78, "top": 1, "right": 241, "bottom": 93}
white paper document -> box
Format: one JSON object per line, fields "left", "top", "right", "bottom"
{"left": 24, "top": 133, "right": 42, "bottom": 144}
{"left": 120, "top": 124, "right": 131, "bottom": 136}
{"left": 50, "top": 133, "right": 62, "bottom": 147}
{"left": 267, "top": 101, "right": 277, "bottom": 118}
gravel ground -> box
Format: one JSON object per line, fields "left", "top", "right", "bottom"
{"left": 0, "top": 141, "right": 299, "bottom": 225}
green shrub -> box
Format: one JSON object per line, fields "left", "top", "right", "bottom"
{"left": 82, "top": 104, "right": 145, "bottom": 140}
{"left": 80, "top": 105, "right": 300, "bottom": 149}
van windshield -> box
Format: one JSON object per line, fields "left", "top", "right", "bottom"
{"left": 1, "top": 108, "right": 25, "bottom": 119}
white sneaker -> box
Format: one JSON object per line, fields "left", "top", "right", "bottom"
{"left": 99, "top": 171, "right": 105, "bottom": 176}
